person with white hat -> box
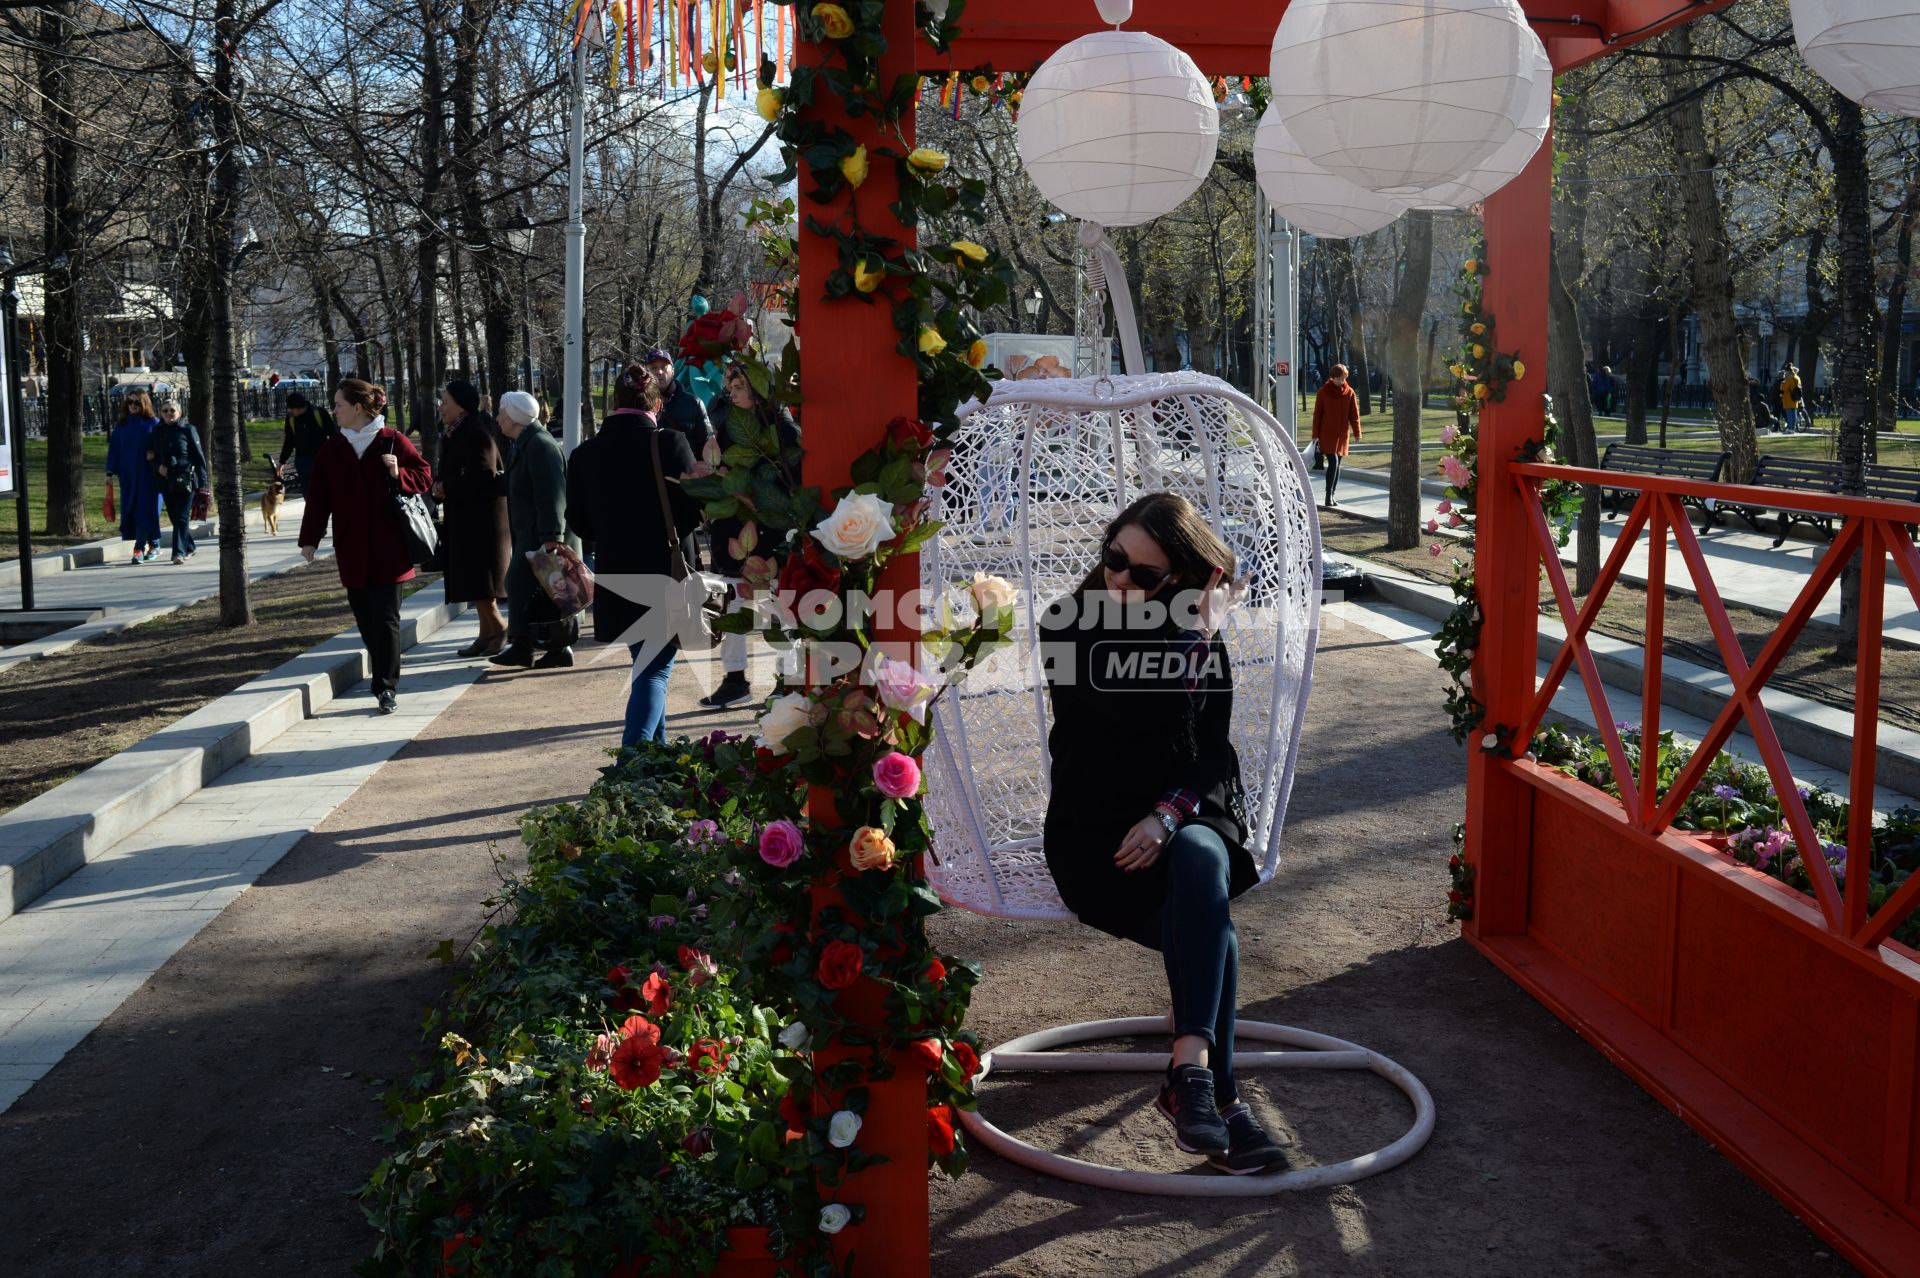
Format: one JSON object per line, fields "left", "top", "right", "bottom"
{"left": 492, "top": 389, "right": 576, "bottom": 669}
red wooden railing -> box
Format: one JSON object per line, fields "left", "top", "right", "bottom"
{"left": 1510, "top": 461, "right": 1920, "bottom": 954}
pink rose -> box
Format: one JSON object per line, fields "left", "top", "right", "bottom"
{"left": 871, "top": 654, "right": 937, "bottom": 725}
{"left": 1439, "top": 424, "right": 1458, "bottom": 446}
{"left": 1439, "top": 455, "right": 1472, "bottom": 488}
{"left": 1446, "top": 511, "right": 1467, "bottom": 529}
{"left": 759, "top": 819, "right": 805, "bottom": 868}
{"left": 1425, "top": 517, "right": 1440, "bottom": 534}
{"left": 1436, "top": 498, "right": 1452, "bottom": 515}
{"left": 872, "top": 751, "right": 921, "bottom": 799}
{"left": 1428, "top": 543, "right": 1444, "bottom": 557}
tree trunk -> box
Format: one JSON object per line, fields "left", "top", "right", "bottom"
{"left": 1385, "top": 212, "right": 1432, "bottom": 551}
{"left": 211, "top": 0, "right": 251, "bottom": 627}
{"left": 1328, "top": 239, "right": 1371, "bottom": 414}
{"left": 1550, "top": 253, "right": 1603, "bottom": 593}
{"left": 1800, "top": 228, "right": 1830, "bottom": 399}
{"left": 37, "top": 2, "right": 87, "bottom": 538}
{"left": 1623, "top": 297, "right": 1663, "bottom": 446}
{"left": 1667, "top": 27, "right": 1757, "bottom": 481}
{"left": 1877, "top": 169, "right": 1920, "bottom": 438}
{"left": 1832, "top": 92, "right": 1878, "bottom": 652}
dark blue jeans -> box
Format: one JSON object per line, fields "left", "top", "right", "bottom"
{"left": 1124, "top": 823, "right": 1240, "bottom": 1104}
{"left": 164, "top": 487, "right": 196, "bottom": 557}
{"left": 623, "top": 639, "right": 679, "bottom": 747}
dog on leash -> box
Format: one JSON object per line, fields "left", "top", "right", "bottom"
{"left": 261, "top": 477, "right": 285, "bottom": 535}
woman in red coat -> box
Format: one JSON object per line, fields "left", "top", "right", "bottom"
{"left": 297, "top": 378, "right": 433, "bottom": 714}
{"left": 1311, "top": 363, "right": 1363, "bottom": 509}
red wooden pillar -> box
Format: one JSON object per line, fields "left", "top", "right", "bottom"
{"left": 1463, "top": 124, "right": 1553, "bottom": 940}
{"left": 795, "top": 3, "right": 930, "bottom": 1272}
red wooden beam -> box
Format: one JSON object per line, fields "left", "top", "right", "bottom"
{"left": 1511, "top": 462, "right": 1920, "bottom": 525}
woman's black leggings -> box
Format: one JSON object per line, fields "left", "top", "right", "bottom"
{"left": 1123, "top": 823, "right": 1240, "bottom": 1104}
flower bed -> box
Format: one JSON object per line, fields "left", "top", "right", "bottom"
{"left": 1530, "top": 722, "right": 1920, "bottom": 952}
{"left": 356, "top": 737, "right": 982, "bottom": 1277}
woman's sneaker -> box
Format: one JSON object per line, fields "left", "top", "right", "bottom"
{"left": 1209, "top": 1102, "right": 1289, "bottom": 1175}
{"left": 1154, "top": 1064, "right": 1231, "bottom": 1156}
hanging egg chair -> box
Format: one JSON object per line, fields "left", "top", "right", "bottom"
{"left": 918, "top": 224, "right": 1435, "bottom": 1195}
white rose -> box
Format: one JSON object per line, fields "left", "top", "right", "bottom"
{"left": 818, "top": 1203, "right": 852, "bottom": 1234}
{"left": 827, "top": 1109, "right": 863, "bottom": 1148}
{"left": 756, "top": 692, "right": 816, "bottom": 754}
{"left": 778, "top": 1021, "right": 811, "bottom": 1051}
{"left": 967, "top": 572, "right": 1016, "bottom": 617}
{"left": 812, "top": 491, "right": 896, "bottom": 559}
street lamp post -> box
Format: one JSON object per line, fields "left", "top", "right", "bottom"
{"left": 503, "top": 206, "right": 536, "bottom": 390}
{"left": 1024, "top": 287, "right": 1042, "bottom": 334}
{"left": 1, "top": 242, "right": 32, "bottom": 610}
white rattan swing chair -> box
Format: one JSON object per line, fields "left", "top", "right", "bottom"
{"left": 920, "top": 228, "right": 1435, "bottom": 1195}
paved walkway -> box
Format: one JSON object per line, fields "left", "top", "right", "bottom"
{"left": 0, "top": 496, "right": 323, "bottom": 669}
{"left": 1331, "top": 467, "right": 1920, "bottom": 644}
{"left": 0, "top": 604, "right": 480, "bottom": 1112}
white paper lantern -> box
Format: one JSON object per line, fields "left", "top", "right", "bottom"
{"left": 1270, "top": 0, "right": 1537, "bottom": 194}
{"left": 1017, "top": 28, "right": 1220, "bottom": 227}
{"left": 1254, "top": 108, "right": 1407, "bottom": 238}
{"left": 1792, "top": 0, "right": 1920, "bottom": 117}
{"left": 1410, "top": 33, "right": 1553, "bottom": 210}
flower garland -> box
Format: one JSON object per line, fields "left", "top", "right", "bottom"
{"left": 693, "top": 2, "right": 1021, "bottom": 1270}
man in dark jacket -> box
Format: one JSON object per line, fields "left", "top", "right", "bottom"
{"left": 149, "top": 398, "right": 208, "bottom": 563}
{"left": 276, "top": 392, "right": 335, "bottom": 493}
{"left": 493, "top": 390, "right": 576, "bottom": 670}
{"left": 644, "top": 347, "right": 712, "bottom": 458}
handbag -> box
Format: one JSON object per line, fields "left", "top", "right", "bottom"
{"left": 526, "top": 584, "right": 581, "bottom": 649}
{"left": 192, "top": 487, "right": 211, "bottom": 520}
{"left": 1303, "top": 439, "right": 1321, "bottom": 470}
{"left": 103, "top": 490, "right": 116, "bottom": 522}
{"left": 650, "top": 430, "right": 725, "bottom": 650}
{"left": 386, "top": 438, "right": 442, "bottom": 568}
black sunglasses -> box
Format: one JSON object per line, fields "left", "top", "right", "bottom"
{"left": 1102, "top": 541, "right": 1172, "bottom": 592}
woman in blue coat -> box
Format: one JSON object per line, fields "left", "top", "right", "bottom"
{"left": 105, "top": 389, "right": 164, "bottom": 562}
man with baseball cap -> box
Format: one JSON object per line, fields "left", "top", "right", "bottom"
{"left": 643, "top": 347, "right": 712, "bottom": 462}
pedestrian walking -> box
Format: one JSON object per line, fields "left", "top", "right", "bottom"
{"left": 148, "top": 397, "right": 207, "bottom": 563}
{"left": 493, "top": 390, "right": 576, "bottom": 670}
{"left": 1311, "top": 364, "right": 1363, "bottom": 509}
{"left": 1038, "top": 492, "right": 1283, "bottom": 1175}
{"left": 645, "top": 346, "right": 712, "bottom": 461}
{"left": 434, "top": 379, "right": 510, "bottom": 658}
{"left": 297, "top": 379, "right": 433, "bottom": 715}
{"left": 106, "top": 390, "right": 164, "bottom": 562}
{"left": 700, "top": 360, "right": 800, "bottom": 708}
{"left": 1779, "top": 364, "right": 1804, "bottom": 433}
{"left": 567, "top": 364, "right": 702, "bottom": 746}
{"left": 275, "top": 391, "right": 335, "bottom": 493}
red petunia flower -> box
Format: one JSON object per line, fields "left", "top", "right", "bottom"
{"left": 640, "top": 971, "right": 671, "bottom": 1016}
{"left": 927, "top": 1104, "right": 957, "bottom": 1156}
{"left": 817, "top": 939, "right": 864, "bottom": 990}
{"left": 687, "top": 1038, "right": 731, "bottom": 1076}
{"left": 609, "top": 1015, "right": 665, "bottom": 1091}
{"left": 608, "top": 964, "right": 643, "bottom": 1011}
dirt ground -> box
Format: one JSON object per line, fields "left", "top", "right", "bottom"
{"left": 1322, "top": 508, "right": 1920, "bottom": 735}
{"left": 0, "top": 565, "right": 437, "bottom": 815}
{"left": 0, "top": 622, "right": 1853, "bottom": 1277}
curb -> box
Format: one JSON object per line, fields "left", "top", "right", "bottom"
{"left": 0, "top": 590, "right": 468, "bottom": 923}
{"left": 0, "top": 487, "right": 274, "bottom": 592}
{"left": 1332, "top": 549, "right": 1920, "bottom": 802}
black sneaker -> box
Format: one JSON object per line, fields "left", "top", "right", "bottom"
{"left": 534, "top": 645, "right": 574, "bottom": 669}
{"left": 1154, "top": 1064, "right": 1231, "bottom": 1156}
{"left": 488, "top": 643, "right": 534, "bottom": 668}
{"left": 377, "top": 690, "right": 398, "bottom": 715}
{"left": 699, "top": 673, "right": 752, "bottom": 708}
{"left": 1209, "top": 1102, "right": 1289, "bottom": 1175}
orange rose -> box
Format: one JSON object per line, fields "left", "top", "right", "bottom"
{"left": 849, "top": 826, "right": 897, "bottom": 872}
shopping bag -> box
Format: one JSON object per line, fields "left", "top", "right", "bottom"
{"left": 102, "top": 490, "right": 116, "bottom": 522}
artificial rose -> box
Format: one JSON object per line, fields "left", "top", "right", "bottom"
{"left": 907, "top": 1038, "right": 944, "bottom": 1072}
{"left": 778, "top": 1021, "right": 812, "bottom": 1051}
{"left": 759, "top": 818, "right": 806, "bottom": 868}
{"left": 849, "top": 826, "right": 897, "bottom": 872}
{"left": 950, "top": 240, "right": 988, "bottom": 266}
{"left": 952, "top": 1040, "right": 981, "bottom": 1079}
{"left": 1471, "top": 344, "right": 1486, "bottom": 360}
{"left": 1426, "top": 518, "right": 1440, "bottom": 534}
{"left": 872, "top": 751, "right": 922, "bottom": 799}
{"left": 925, "top": 957, "right": 947, "bottom": 984}
{"left": 886, "top": 415, "right": 933, "bottom": 451}
{"left": 827, "top": 1109, "right": 863, "bottom": 1148}
{"left": 817, "top": 939, "right": 864, "bottom": 990}
{"left": 755, "top": 86, "right": 783, "bottom": 122}
{"left": 813, "top": 2, "right": 854, "bottom": 39}
{"left": 812, "top": 491, "right": 895, "bottom": 559}
{"left": 927, "top": 1104, "right": 957, "bottom": 1156}
{"left": 1463, "top": 258, "right": 1479, "bottom": 274}
{"left": 907, "top": 147, "right": 948, "bottom": 172}
{"left": 872, "top": 653, "right": 938, "bottom": 724}
{"left": 819, "top": 1204, "right": 852, "bottom": 1235}
{"left": 610, "top": 1015, "right": 665, "bottom": 1090}
{"left": 1447, "top": 511, "right": 1467, "bottom": 529}
{"left": 1511, "top": 359, "right": 1526, "bottom": 381}
{"left": 1473, "top": 383, "right": 1490, "bottom": 401}
{"left": 968, "top": 571, "right": 1016, "bottom": 619}
{"left": 1437, "top": 498, "right": 1453, "bottom": 514}
{"left": 756, "top": 692, "right": 816, "bottom": 754}
{"left": 967, "top": 338, "right": 987, "bottom": 369}
{"left": 778, "top": 538, "right": 843, "bottom": 609}
{"left": 1438, "top": 424, "right": 1458, "bottom": 446}
{"left": 917, "top": 326, "right": 948, "bottom": 357}
{"left": 840, "top": 144, "right": 869, "bottom": 189}
{"left": 852, "top": 256, "right": 885, "bottom": 294}
{"left": 687, "top": 1038, "right": 731, "bottom": 1076}
{"left": 970, "top": 73, "right": 989, "bottom": 92}
{"left": 1429, "top": 543, "right": 1444, "bottom": 557}
{"left": 1470, "top": 322, "right": 1487, "bottom": 336}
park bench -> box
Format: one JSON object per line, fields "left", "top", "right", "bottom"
{"left": 1711, "top": 455, "right": 1920, "bottom": 547}
{"left": 1599, "top": 443, "right": 1729, "bottom": 530}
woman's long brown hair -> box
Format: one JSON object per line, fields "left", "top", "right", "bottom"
{"left": 1077, "top": 491, "right": 1236, "bottom": 597}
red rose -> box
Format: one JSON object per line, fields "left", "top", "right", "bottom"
{"left": 925, "top": 958, "right": 947, "bottom": 984}
{"left": 951, "top": 1040, "right": 981, "bottom": 1080}
{"left": 755, "top": 748, "right": 784, "bottom": 774}
{"left": 817, "top": 939, "right": 865, "bottom": 990}
{"left": 885, "top": 415, "right": 934, "bottom": 451}
{"left": 927, "top": 1104, "right": 957, "bottom": 1156}
{"left": 609, "top": 1015, "right": 665, "bottom": 1091}
{"left": 906, "top": 1038, "right": 944, "bottom": 1072}
{"left": 687, "top": 1038, "right": 731, "bottom": 1076}
{"left": 777, "top": 541, "right": 842, "bottom": 612}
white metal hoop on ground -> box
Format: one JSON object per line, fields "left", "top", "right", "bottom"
{"left": 957, "top": 1017, "right": 1437, "bottom": 1196}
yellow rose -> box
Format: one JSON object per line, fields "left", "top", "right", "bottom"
{"left": 967, "top": 338, "right": 987, "bottom": 369}
{"left": 1473, "top": 383, "right": 1491, "bottom": 401}
{"left": 813, "top": 3, "right": 853, "bottom": 39}
{"left": 756, "top": 87, "right": 783, "bottom": 123}
{"left": 840, "top": 144, "right": 868, "bottom": 189}
{"left": 1470, "top": 322, "right": 1486, "bottom": 336}
{"left": 1511, "top": 360, "right": 1527, "bottom": 381}
{"left": 852, "top": 257, "right": 885, "bottom": 294}
{"left": 1008, "top": 90, "right": 1022, "bottom": 106}
{"left": 918, "top": 327, "right": 948, "bottom": 356}
{"left": 907, "top": 147, "right": 949, "bottom": 173}
{"left": 1463, "top": 258, "right": 1479, "bottom": 274}
{"left": 849, "top": 826, "right": 897, "bottom": 872}
{"left": 1471, "top": 344, "right": 1486, "bottom": 360}
{"left": 950, "top": 240, "right": 988, "bottom": 267}
{"left": 971, "top": 75, "right": 990, "bottom": 93}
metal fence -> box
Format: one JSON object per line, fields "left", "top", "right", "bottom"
{"left": 20, "top": 386, "right": 306, "bottom": 439}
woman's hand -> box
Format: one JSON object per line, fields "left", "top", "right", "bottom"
{"left": 299, "top": 545, "right": 316, "bottom": 563}
{"left": 382, "top": 453, "right": 400, "bottom": 477}
{"left": 1114, "top": 815, "right": 1170, "bottom": 872}
{"left": 1197, "top": 567, "right": 1250, "bottom": 638}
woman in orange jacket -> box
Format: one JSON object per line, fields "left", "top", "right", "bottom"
{"left": 1311, "top": 364, "right": 1362, "bottom": 508}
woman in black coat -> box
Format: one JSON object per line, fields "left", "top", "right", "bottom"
{"left": 566, "top": 365, "right": 701, "bottom": 746}
{"left": 1038, "top": 491, "right": 1282, "bottom": 1176}
{"left": 701, "top": 361, "right": 800, "bottom": 708}
{"left": 433, "top": 379, "right": 510, "bottom": 656}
